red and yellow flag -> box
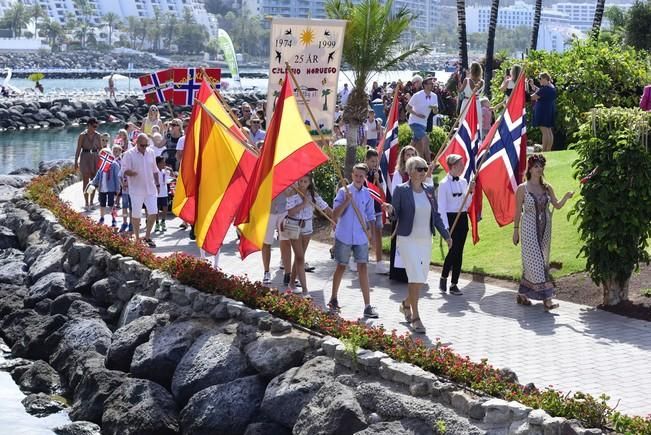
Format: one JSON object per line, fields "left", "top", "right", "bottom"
{"left": 234, "top": 71, "right": 329, "bottom": 258}
{"left": 172, "top": 81, "right": 256, "bottom": 254}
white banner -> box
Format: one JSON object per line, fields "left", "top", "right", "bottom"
{"left": 267, "top": 17, "right": 347, "bottom": 137}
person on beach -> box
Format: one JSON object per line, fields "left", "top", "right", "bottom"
{"left": 120, "top": 133, "right": 160, "bottom": 248}
{"left": 365, "top": 148, "right": 388, "bottom": 274}
{"left": 437, "top": 154, "right": 475, "bottom": 296}
{"left": 513, "top": 154, "right": 573, "bottom": 311}
{"left": 327, "top": 163, "right": 379, "bottom": 319}
{"left": 74, "top": 117, "right": 102, "bottom": 211}
{"left": 389, "top": 145, "right": 418, "bottom": 282}
{"left": 91, "top": 144, "right": 122, "bottom": 227}
{"left": 407, "top": 76, "right": 438, "bottom": 162}
{"left": 390, "top": 156, "right": 451, "bottom": 333}
{"left": 284, "top": 175, "right": 332, "bottom": 297}
{"left": 34, "top": 81, "right": 44, "bottom": 93}
{"left": 155, "top": 156, "right": 171, "bottom": 233}
{"left": 108, "top": 73, "right": 116, "bottom": 99}
{"left": 529, "top": 73, "right": 557, "bottom": 152}
{"left": 142, "top": 105, "right": 162, "bottom": 136}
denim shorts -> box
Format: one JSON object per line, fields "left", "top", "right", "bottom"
{"left": 121, "top": 193, "right": 131, "bottom": 210}
{"left": 409, "top": 123, "right": 427, "bottom": 140}
{"left": 334, "top": 239, "right": 369, "bottom": 265}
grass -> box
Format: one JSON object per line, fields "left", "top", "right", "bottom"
{"left": 384, "top": 150, "right": 584, "bottom": 281}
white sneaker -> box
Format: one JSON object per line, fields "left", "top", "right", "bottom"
{"left": 291, "top": 287, "right": 303, "bottom": 294}
{"left": 375, "top": 261, "right": 388, "bottom": 274}
{"left": 349, "top": 259, "right": 357, "bottom": 272}
{"left": 262, "top": 271, "right": 271, "bottom": 285}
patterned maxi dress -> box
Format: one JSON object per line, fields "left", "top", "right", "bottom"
{"left": 518, "top": 184, "right": 554, "bottom": 300}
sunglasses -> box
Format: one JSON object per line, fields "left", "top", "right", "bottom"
{"left": 170, "top": 124, "right": 179, "bottom": 127}
{"left": 415, "top": 167, "right": 428, "bottom": 173}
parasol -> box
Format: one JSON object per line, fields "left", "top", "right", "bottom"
{"left": 27, "top": 72, "right": 45, "bottom": 82}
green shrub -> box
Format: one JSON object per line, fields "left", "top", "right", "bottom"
{"left": 569, "top": 107, "right": 651, "bottom": 305}
{"left": 491, "top": 39, "right": 651, "bottom": 148}
{"left": 429, "top": 126, "right": 447, "bottom": 156}
{"left": 313, "top": 145, "right": 367, "bottom": 205}
{"left": 398, "top": 122, "right": 413, "bottom": 147}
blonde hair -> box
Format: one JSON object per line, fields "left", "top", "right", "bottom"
{"left": 397, "top": 145, "right": 417, "bottom": 175}
{"left": 406, "top": 156, "right": 428, "bottom": 174}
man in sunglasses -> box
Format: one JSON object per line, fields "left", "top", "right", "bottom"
{"left": 437, "top": 154, "right": 475, "bottom": 295}
{"left": 121, "top": 133, "right": 160, "bottom": 248}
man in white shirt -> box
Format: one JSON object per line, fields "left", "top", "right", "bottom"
{"left": 407, "top": 76, "right": 438, "bottom": 162}
{"left": 121, "top": 133, "right": 160, "bottom": 248}
{"left": 249, "top": 117, "right": 266, "bottom": 145}
{"left": 338, "top": 83, "right": 351, "bottom": 107}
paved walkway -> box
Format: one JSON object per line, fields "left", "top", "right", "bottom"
{"left": 61, "top": 182, "right": 651, "bottom": 416}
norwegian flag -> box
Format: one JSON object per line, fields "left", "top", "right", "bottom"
{"left": 365, "top": 180, "right": 387, "bottom": 224}
{"left": 96, "top": 149, "right": 116, "bottom": 173}
{"left": 376, "top": 92, "right": 400, "bottom": 198}
{"left": 470, "top": 75, "right": 528, "bottom": 243}
{"left": 437, "top": 93, "right": 480, "bottom": 182}
{"left": 138, "top": 69, "right": 173, "bottom": 104}
{"left": 172, "top": 68, "right": 221, "bottom": 106}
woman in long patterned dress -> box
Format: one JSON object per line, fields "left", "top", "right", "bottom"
{"left": 513, "top": 154, "right": 574, "bottom": 311}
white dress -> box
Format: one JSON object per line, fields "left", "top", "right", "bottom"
{"left": 396, "top": 191, "right": 432, "bottom": 283}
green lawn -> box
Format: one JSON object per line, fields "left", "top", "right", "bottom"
{"left": 384, "top": 150, "right": 585, "bottom": 281}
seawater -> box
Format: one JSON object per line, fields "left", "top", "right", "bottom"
{"left": 0, "top": 125, "right": 121, "bottom": 174}
{"left": 0, "top": 354, "right": 70, "bottom": 434}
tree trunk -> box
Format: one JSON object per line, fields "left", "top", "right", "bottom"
{"left": 592, "top": 0, "right": 606, "bottom": 39}
{"left": 530, "top": 0, "right": 542, "bottom": 51}
{"left": 602, "top": 277, "right": 629, "bottom": 306}
{"left": 344, "top": 122, "right": 360, "bottom": 181}
{"left": 484, "top": 0, "right": 500, "bottom": 99}
{"left": 456, "top": 0, "right": 469, "bottom": 71}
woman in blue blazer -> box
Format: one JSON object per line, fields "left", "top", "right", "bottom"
{"left": 389, "top": 156, "right": 451, "bottom": 333}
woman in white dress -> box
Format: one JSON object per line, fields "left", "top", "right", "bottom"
{"left": 459, "top": 62, "right": 485, "bottom": 134}
{"left": 389, "top": 156, "right": 452, "bottom": 333}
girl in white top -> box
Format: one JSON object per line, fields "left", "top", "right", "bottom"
{"left": 284, "top": 174, "right": 332, "bottom": 297}
{"left": 459, "top": 62, "right": 485, "bottom": 134}
{"left": 364, "top": 109, "right": 383, "bottom": 147}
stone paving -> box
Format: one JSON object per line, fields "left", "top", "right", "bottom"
{"left": 61, "top": 182, "right": 651, "bottom": 416}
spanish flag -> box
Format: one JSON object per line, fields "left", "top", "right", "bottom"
{"left": 235, "top": 71, "right": 329, "bottom": 258}
{"left": 172, "top": 81, "right": 256, "bottom": 254}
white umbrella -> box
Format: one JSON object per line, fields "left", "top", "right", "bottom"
{"left": 102, "top": 74, "right": 129, "bottom": 80}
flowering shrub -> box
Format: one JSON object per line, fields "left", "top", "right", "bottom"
{"left": 26, "top": 167, "right": 651, "bottom": 434}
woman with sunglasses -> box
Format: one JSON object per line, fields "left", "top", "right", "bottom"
{"left": 437, "top": 154, "right": 475, "bottom": 296}
{"left": 142, "top": 105, "right": 162, "bottom": 136}
{"left": 389, "top": 156, "right": 451, "bottom": 333}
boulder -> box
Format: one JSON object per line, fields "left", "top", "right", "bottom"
{"left": 243, "top": 422, "right": 291, "bottom": 435}
{"left": 180, "top": 375, "right": 266, "bottom": 435}
{"left": 74, "top": 265, "right": 107, "bottom": 293}
{"left": 260, "top": 356, "right": 336, "bottom": 428}
{"left": 25, "top": 272, "right": 77, "bottom": 307}
{"left": 0, "top": 356, "right": 31, "bottom": 371}
{"left": 102, "top": 378, "right": 180, "bottom": 435}
{"left": 293, "top": 382, "right": 367, "bottom": 435}
{"left": 54, "top": 421, "right": 101, "bottom": 435}
{"left": 171, "top": 332, "right": 249, "bottom": 404}
{"left": 28, "top": 244, "right": 67, "bottom": 283}
{"left": 0, "top": 260, "right": 27, "bottom": 286}
{"left": 21, "top": 393, "right": 67, "bottom": 417}
{"left": 50, "top": 293, "right": 83, "bottom": 315}
{"left": 66, "top": 300, "right": 101, "bottom": 319}
{"left": 90, "top": 277, "right": 117, "bottom": 307}
{"left": 354, "top": 419, "right": 435, "bottom": 434}
{"left": 1, "top": 309, "right": 40, "bottom": 346}
{"left": 49, "top": 318, "right": 113, "bottom": 372}
{"left": 69, "top": 367, "right": 126, "bottom": 423}
{"left": 17, "top": 360, "right": 62, "bottom": 394}
{"left": 245, "top": 334, "right": 309, "bottom": 378}
{"left": 118, "top": 294, "right": 159, "bottom": 327}
{"left": 63, "top": 350, "right": 106, "bottom": 394}
{"left": 11, "top": 314, "right": 67, "bottom": 360}
{"left": 0, "top": 225, "right": 18, "bottom": 249}
{"left": 130, "top": 319, "right": 212, "bottom": 388}
{"left": 106, "top": 314, "right": 168, "bottom": 372}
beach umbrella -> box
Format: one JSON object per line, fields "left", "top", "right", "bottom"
{"left": 102, "top": 74, "right": 129, "bottom": 80}
{"left": 27, "top": 73, "right": 45, "bottom": 82}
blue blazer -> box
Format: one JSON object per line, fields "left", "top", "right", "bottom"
{"left": 92, "top": 160, "right": 121, "bottom": 193}
{"left": 391, "top": 181, "right": 450, "bottom": 240}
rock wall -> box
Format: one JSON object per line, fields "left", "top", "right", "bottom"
{"left": 0, "top": 168, "right": 603, "bottom": 435}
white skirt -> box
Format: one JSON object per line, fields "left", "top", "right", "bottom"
{"left": 396, "top": 234, "right": 432, "bottom": 283}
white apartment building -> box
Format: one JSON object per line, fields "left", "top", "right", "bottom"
{"left": 466, "top": 1, "right": 571, "bottom": 33}
{"left": 552, "top": 2, "right": 633, "bottom": 31}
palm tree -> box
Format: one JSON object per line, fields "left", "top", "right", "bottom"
{"left": 484, "top": 0, "right": 500, "bottom": 99}
{"left": 530, "top": 0, "right": 542, "bottom": 50}
{"left": 456, "top": 0, "right": 469, "bottom": 71}
{"left": 322, "top": 88, "right": 332, "bottom": 111}
{"left": 30, "top": 3, "right": 45, "bottom": 39}
{"left": 102, "top": 12, "right": 121, "bottom": 47}
{"left": 126, "top": 16, "right": 139, "bottom": 48}
{"left": 326, "top": 0, "right": 425, "bottom": 176}
{"left": 43, "top": 19, "right": 65, "bottom": 51}
{"left": 73, "top": 0, "right": 95, "bottom": 48}
{"left": 163, "top": 13, "right": 178, "bottom": 50}
{"left": 591, "top": 0, "right": 606, "bottom": 38}
{"left": 148, "top": 7, "right": 162, "bottom": 51}
{"left": 2, "top": 2, "right": 29, "bottom": 37}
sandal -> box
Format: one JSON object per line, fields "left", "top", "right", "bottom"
{"left": 516, "top": 294, "right": 532, "bottom": 306}
{"left": 399, "top": 300, "right": 412, "bottom": 323}
{"left": 144, "top": 238, "right": 156, "bottom": 248}
{"left": 410, "top": 317, "right": 426, "bottom": 334}
{"left": 543, "top": 299, "right": 559, "bottom": 311}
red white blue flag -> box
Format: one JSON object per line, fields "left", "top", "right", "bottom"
{"left": 172, "top": 68, "right": 221, "bottom": 106}
{"left": 138, "top": 69, "right": 173, "bottom": 104}
{"left": 471, "top": 74, "right": 528, "bottom": 242}
{"left": 96, "top": 149, "right": 116, "bottom": 173}
{"left": 376, "top": 91, "right": 400, "bottom": 198}
{"left": 437, "top": 93, "right": 480, "bottom": 182}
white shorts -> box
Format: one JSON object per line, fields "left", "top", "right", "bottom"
{"left": 264, "top": 213, "right": 286, "bottom": 245}
{"left": 280, "top": 217, "right": 313, "bottom": 240}
{"left": 129, "top": 194, "right": 157, "bottom": 219}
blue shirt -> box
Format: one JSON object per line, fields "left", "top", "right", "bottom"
{"left": 333, "top": 183, "right": 375, "bottom": 246}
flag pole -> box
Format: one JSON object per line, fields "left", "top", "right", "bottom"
{"left": 284, "top": 62, "right": 371, "bottom": 242}
{"left": 195, "top": 100, "right": 260, "bottom": 157}
{"left": 447, "top": 74, "right": 527, "bottom": 236}
{"left": 198, "top": 67, "right": 247, "bottom": 133}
